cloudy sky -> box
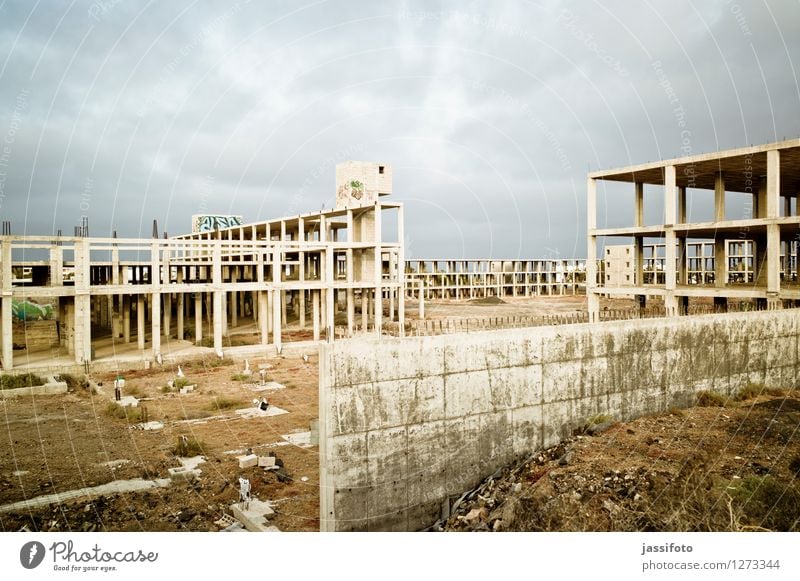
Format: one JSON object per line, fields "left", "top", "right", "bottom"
{"left": 1, "top": 0, "right": 798, "bottom": 259}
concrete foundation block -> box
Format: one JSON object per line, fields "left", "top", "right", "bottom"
{"left": 168, "top": 466, "right": 197, "bottom": 482}
{"left": 238, "top": 454, "right": 258, "bottom": 469}
{"left": 258, "top": 456, "right": 276, "bottom": 468}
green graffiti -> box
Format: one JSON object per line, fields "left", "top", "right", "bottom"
{"left": 11, "top": 300, "right": 54, "bottom": 321}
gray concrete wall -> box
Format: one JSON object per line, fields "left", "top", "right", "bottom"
{"left": 319, "top": 309, "right": 800, "bottom": 531}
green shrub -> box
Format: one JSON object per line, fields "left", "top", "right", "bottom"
{"left": 696, "top": 391, "right": 726, "bottom": 407}
{"left": 230, "top": 373, "right": 249, "bottom": 382}
{"left": 735, "top": 383, "right": 765, "bottom": 401}
{"left": 172, "top": 435, "right": 206, "bottom": 457}
{"left": 0, "top": 373, "right": 45, "bottom": 390}
{"left": 729, "top": 476, "right": 800, "bottom": 531}
{"left": 56, "top": 373, "right": 88, "bottom": 389}
{"left": 208, "top": 397, "right": 239, "bottom": 411}
{"left": 103, "top": 402, "right": 142, "bottom": 423}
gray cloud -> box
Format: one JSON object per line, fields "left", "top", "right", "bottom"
{"left": 0, "top": 0, "right": 798, "bottom": 255}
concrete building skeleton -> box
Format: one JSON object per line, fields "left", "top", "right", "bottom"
{"left": 587, "top": 139, "right": 800, "bottom": 320}
{"left": 0, "top": 162, "right": 404, "bottom": 371}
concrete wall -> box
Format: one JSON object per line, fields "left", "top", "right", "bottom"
{"left": 319, "top": 309, "right": 800, "bottom": 531}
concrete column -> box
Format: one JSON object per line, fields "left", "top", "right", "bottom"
{"left": 164, "top": 293, "right": 172, "bottom": 338}
{"left": 767, "top": 150, "right": 781, "bottom": 296}
{"left": 258, "top": 291, "right": 268, "bottom": 345}
{"left": 299, "top": 290, "right": 306, "bottom": 329}
{"left": 231, "top": 290, "right": 238, "bottom": 328}
{"left": 397, "top": 204, "right": 405, "bottom": 337}
{"left": 267, "top": 290, "right": 274, "bottom": 334}
{"left": 419, "top": 280, "right": 425, "bottom": 320}
{"left": 195, "top": 293, "right": 202, "bottom": 344}
{"left": 221, "top": 292, "right": 228, "bottom": 335}
{"left": 586, "top": 177, "right": 600, "bottom": 321}
{"left": 137, "top": 295, "right": 145, "bottom": 350}
{"left": 1, "top": 296, "right": 12, "bottom": 370}
{"left": 678, "top": 186, "right": 687, "bottom": 223}
{"left": 176, "top": 292, "right": 184, "bottom": 340}
{"left": 213, "top": 291, "right": 223, "bottom": 355}
{"left": 344, "top": 288, "right": 354, "bottom": 337}
{"left": 374, "top": 203, "right": 383, "bottom": 337}
{"left": 123, "top": 295, "right": 131, "bottom": 343}
{"left": 361, "top": 290, "right": 369, "bottom": 331}
{"left": 634, "top": 237, "right": 644, "bottom": 286}
{"left": 664, "top": 165, "right": 678, "bottom": 316}
{"left": 313, "top": 290, "right": 320, "bottom": 341}
{"left": 272, "top": 289, "right": 282, "bottom": 351}
{"left": 151, "top": 293, "right": 161, "bottom": 357}
{"left": 634, "top": 182, "right": 644, "bottom": 227}
{"left": 714, "top": 172, "right": 725, "bottom": 222}
{"left": 74, "top": 295, "right": 91, "bottom": 364}
{"left": 714, "top": 238, "right": 726, "bottom": 287}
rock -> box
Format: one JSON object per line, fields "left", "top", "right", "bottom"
{"left": 558, "top": 452, "right": 572, "bottom": 466}
{"left": 465, "top": 507, "right": 488, "bottom": 523}
{"left": 512, "top": 482, "right": 522, "bottom": 493}
{"left": 492, "top": 519, "right": 503, "bottom": 531}
{"left": 178, "top": 509, "right": 196, "bottom": 523}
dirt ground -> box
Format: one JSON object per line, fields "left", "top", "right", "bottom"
{"left": 0, "top": 352, "right": 320, "bottom": 532}
{"left": 2, "top": 295, "right": 789, "bottom": 533}
{"left": 443, "top": 388, "right": 800, "bottom": 532}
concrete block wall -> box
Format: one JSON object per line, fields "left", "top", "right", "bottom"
{"left": 319, "top": 309, "right": 800, "bottom": 531}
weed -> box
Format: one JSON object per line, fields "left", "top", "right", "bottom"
{"left": 208, "top": 397, "right": 239, "bottom": 411}
{"left": 735, "top": 383, "right": 765, "bottom": 401}
{"left": 729, "top": 476, "right": 800, "bottom": 531}
{"left": 56, "top": 373, "right": 88, "bottom": 390}
{"left": 0, "top": 373, "right": 45, "bottom": 390}
{"left": 230, "top": 374, "right": 249, "bottom": 382}
{"left": 173, "top": 435, "right": 206, "bottom": 457}
{"left": 103, "top": 402, "right": 142, "bottom": 423}
{"left": 696, "top": 391, "right": 726, "bottom": 407}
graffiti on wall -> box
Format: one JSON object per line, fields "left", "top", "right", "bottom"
{"left": 12, "top": 300, "right": 55, "bottom": 321}
{"left": 192, "top": 215, "right": 243, "bottom": 233}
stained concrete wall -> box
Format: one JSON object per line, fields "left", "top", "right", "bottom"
{"left": 319, "top": 309, "right": 800, "bottom": 531}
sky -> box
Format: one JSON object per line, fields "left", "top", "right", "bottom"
{"left": 0, "top": 0, "right": 799, "bottom": 259}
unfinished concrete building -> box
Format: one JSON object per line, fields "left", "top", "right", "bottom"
{"left": 587, "top": 139, "right": 800, "bottom": 320}
{"left": 405, "top": 258, "right": 586, "bottom": 300}
{"left": 0, "top": 161, "right": 404, "bottom": 371}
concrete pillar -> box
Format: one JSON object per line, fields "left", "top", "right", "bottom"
{"left": 258, "top": 291, "right": 268, "bottom": 345}
{"left": 586, "top": 177, "right": 599, "bottom": 321}
{"left": 767, "top": 150, "right": 781, "bottom": 297}
{"left": 664, "top": 166, "right": 678, "bottom": 316}
{"left": 714, "top": 172, "right": 725, "bottom": 222}
{"left": 634, "top": 237, "right": 644, "bottom": 286}
{"left": 397, "top": 205, "right": 405, "bottom": 337}
{"left": 281, "top": 290, "right": 287, "bottom": 324}
{"left": 419, "top": 281, "right": 425, "bottom": 320}
{"left": 299, "top": 289, "right": 306, "bottom": 329}
{"left": 123, "top": 295, "right": 131, "bottom": 343}
{"left": 326, "top": 248, "right": 335, "bottom": 340}
{"left": 151, "top": 293, "right": 161, "bottom": 357}
{"left": 176, "top": 292, "right": 184, "bottom": 340}
{"left": 74, "top": 294, "right": 91, "bottom": 364}
{"left": 313, "top": 290, "right": 320, "bottom": 341}
{"left": 361, "top": 290, "right": 369, "bottom": 331}
{"left": 714, "top": 238, "right": 726, "bottom": 287}
{"left": 634, "top": 182, "right": 644, "bottom": 227}
{"left": 231, "top": 290, "right": 237, "bottom": 328}
{"left": 164, "top": 293, "right": 172, "bottom": 338}
{"left": 137, "top": 295, "right": 145, "bottom": 350}
{"left": 272, "top": 289, "right": 282, "bottom": 351}
{"left": 213, "top": 291, "right": 223, "bottom": 355}
{"left": 195, "top": 293, "right": 203, "bottom": 344}
{"left": 346, "top": 288, "right": 354, "bottom": 337}
{"left": 267, "top": 290, "right": 274, "bottom": 334}
{"left": 1, "top": 296, "right": 12, "bottom": 370}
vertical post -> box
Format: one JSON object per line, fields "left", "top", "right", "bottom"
{"left": 664, "top": 165, "right": 678, "bottom": 316}
{"left": 1, "top": 239, "right": 12, "bottom": 370}
{"left": 212, "top": 239, "right": 223, "bottom": 355}
{"left": 326, "top": 249, "right": 335, "bottom": 340}
{"left": 123, "top": 295, "right": 131, "bottom": 343}
{"left": 586, "top": 177, "right": 599, "bottom": 321}
{"left": 767, "top": 149, "right": 781, "bottom": 304}
{"left": 258, "top": 291, "right": 268, "bottom": 345}
{"left": 714, "top": 172, "right": 726, "bottom": 222}
{"left": 137, "top": 294, "right": 145, "bottom": 350}
{"left": 397, "top": 204, "right": 405, "bottom": 337}
{"left": 313, "top": 289, "right": 320, "bottom": 341}
{"left": 373, "top": 202, "right": 383, "bottom": 337}
{"left": 194, "top": 293, "right": 202, "bottom": 344}
{"left": 272, "top": 244, "right": 282, "bottom": 351}
{"left": 634, "top": 182, "right": 644, "bottom": 227}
